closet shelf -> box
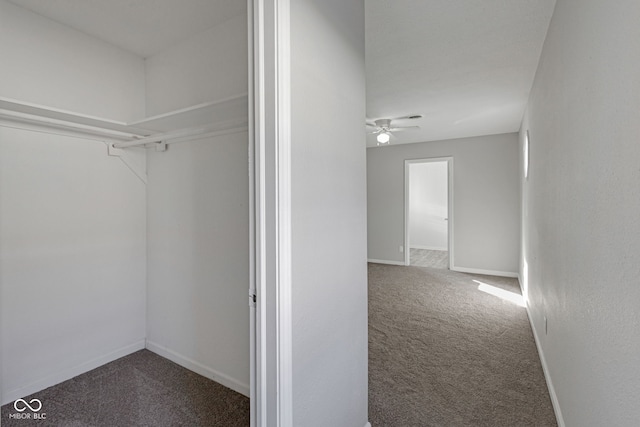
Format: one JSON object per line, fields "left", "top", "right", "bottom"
{"left": 130, "top": 94, "right": 248, "bottom": 133}
{"left": 0, "top": 94, "right": 248, "bottom": 145}
{"left": 0, "top": 97, "right": 149, "bottom": 138}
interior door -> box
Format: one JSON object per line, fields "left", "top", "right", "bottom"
{"left": 405, "top": 158, "right": 453, "bottom": 267}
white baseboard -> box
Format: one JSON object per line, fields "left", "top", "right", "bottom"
{"left": 364, "top": 422, "right": 371, "bottom": 427}
{"left": 367, "top": 259, "right": 405, "bottom": 266}
{"left": 525, "top": 306, "right": 565, "bottom": 427}
{"left": 450, "top": 266, "right": 518, "bottom": 278}
{"left": 1, "top": 340, "right": 145, "bottom": 406}
{"left": 145, "top": 340, "right": 249, "bottom": 398}
{"left": 409, "top": 245, "right": 448, "bottom": 251}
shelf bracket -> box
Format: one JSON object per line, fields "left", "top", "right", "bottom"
{"left": 106, "top": 142, "right": 148, "bottom": 184}
{"left": 108, "top": 142, "right": 125, "bottom": 157}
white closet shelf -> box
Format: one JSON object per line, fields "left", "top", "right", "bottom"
{"left": 0, "top": 97, "right": 149, "bottom": 137}
{"left": 0, "top": 94, "right": 248, "bottom": 144}
{"left": 130, "top": 94, "right": 248, "bottom": 133}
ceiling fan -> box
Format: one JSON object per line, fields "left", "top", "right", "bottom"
{"left": 366, "top": 115, "right": 422, "bottom": 145}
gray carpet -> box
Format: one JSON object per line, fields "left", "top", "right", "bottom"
{"left": 368, "top": 263, "right": 557, "bottom": 426}
{"left": 1, "top": 350, "right": 249, "bottom": 427}
{"left": 410, "top": 248, "right": 449, "bottom": 269}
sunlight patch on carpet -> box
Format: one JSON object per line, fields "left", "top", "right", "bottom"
{"left": 474, "top": 280, "right": 526, "bottom": 307}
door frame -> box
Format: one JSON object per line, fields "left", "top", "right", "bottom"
{"left": 247, "top": 1, "right": 257, "bottom": 426}
{"left": 404, "top": 157, "right": 454, "bottom": 268}
{"left": 250, "top": 0, "right": 293, "bottom": 426}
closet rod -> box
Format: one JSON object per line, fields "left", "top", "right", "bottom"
{"left": 112, "top": 120, "right": 249, "bottom": 149}
{"left": 0, "top": 109, "right": 142, "bottom": 141}
{"left": 112, "top": 126, "right": 207, "bottom": 149}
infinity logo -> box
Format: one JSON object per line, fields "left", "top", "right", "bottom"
{"left": 13, "top": 398, "right": 42, "bottom": 412}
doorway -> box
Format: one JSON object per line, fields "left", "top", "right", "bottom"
{"left": 404, "top": 158, "right": 453, "bottom": 269}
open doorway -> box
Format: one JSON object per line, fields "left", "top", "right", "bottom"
{"left": 404, "top": 158, "right": 453, "bottom": 269}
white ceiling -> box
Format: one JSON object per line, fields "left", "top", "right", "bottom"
{"left": 7, "top": 0, "right": 554, "bottom": 146}
{"left": 366, "top": 0, "right": 556, "bottom": 147}
{"left": 7, "top": 0, "right": 246, "bottom": 57}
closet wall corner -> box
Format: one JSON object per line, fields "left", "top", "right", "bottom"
{"left": 0, "top": 0, "right": 251, "bottom": 408}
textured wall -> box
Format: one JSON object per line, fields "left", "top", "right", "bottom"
{"left": 290, "top": 0, "right": 369, "bottom": 425}
{"left": 520, "top": 0, "right": 640, "bottom": 425}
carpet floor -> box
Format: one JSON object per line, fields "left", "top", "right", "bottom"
{"left": 2, "top": 265, "right": 555, "bottom": 427}
{"left": 1, "top": 350, "right": 249, "bottom": 427}
{"left": 410, "top": 248, "right": 449, "bottom": 269}
{"left": 368, "top": 263, "right": 557, "bottom": 427}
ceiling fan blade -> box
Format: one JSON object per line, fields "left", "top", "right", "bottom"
{"left": 391, "top": 114, "right": 423, "bottom": 121}
{"left": 389, "top": 126, "right": 420, "bottom": 132}
{"left": 366, "top": 121, "right": 377, "bottom": 127}
{"left": 368, "top": 129, "right": 382, "bottom": 134}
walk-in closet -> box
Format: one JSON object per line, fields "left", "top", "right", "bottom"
{"left": 0, "top": 0, "right": 251, "bottom": 424}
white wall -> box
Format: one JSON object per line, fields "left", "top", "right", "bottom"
{"left": 146, "top": 132, "right": 250, "bottom": 396}
{"left": 144, "top": 8, "right": 250, "bottom": 396}
{"left": 409, "top": 162, "right": 448, "bottom": 251}
{"left": 368, "top": 133, "right": 520, "bottom": 275}
{"left": 290, "top": 0, "right": 368, "bottom": 425}
{"left": 144, "top": 13, "right": 248, "bottom": 116}
{"left": 0, "top": 126, "right": 147, "bottom": 404}
{"left": 0, "top": 2, "right": 148, "bottom": 404}
{"left": 0, "top": 0, "right": 250, "bottom": 406}
{"left": 0, "top": 0, "right": 145, "bottom": 121}
{"left": 520, "top": 0, "right": 640, "bottom": 425}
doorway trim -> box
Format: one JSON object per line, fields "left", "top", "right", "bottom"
{"left": 404, "top": 157, "right": 454, "bottom": 268}
{"left": 250, "top": 0, "right": 293, "bottom": 426}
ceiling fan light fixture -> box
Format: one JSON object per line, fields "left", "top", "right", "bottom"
{"left": 376, "top": 132, "right": 390, "bottom": 144}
